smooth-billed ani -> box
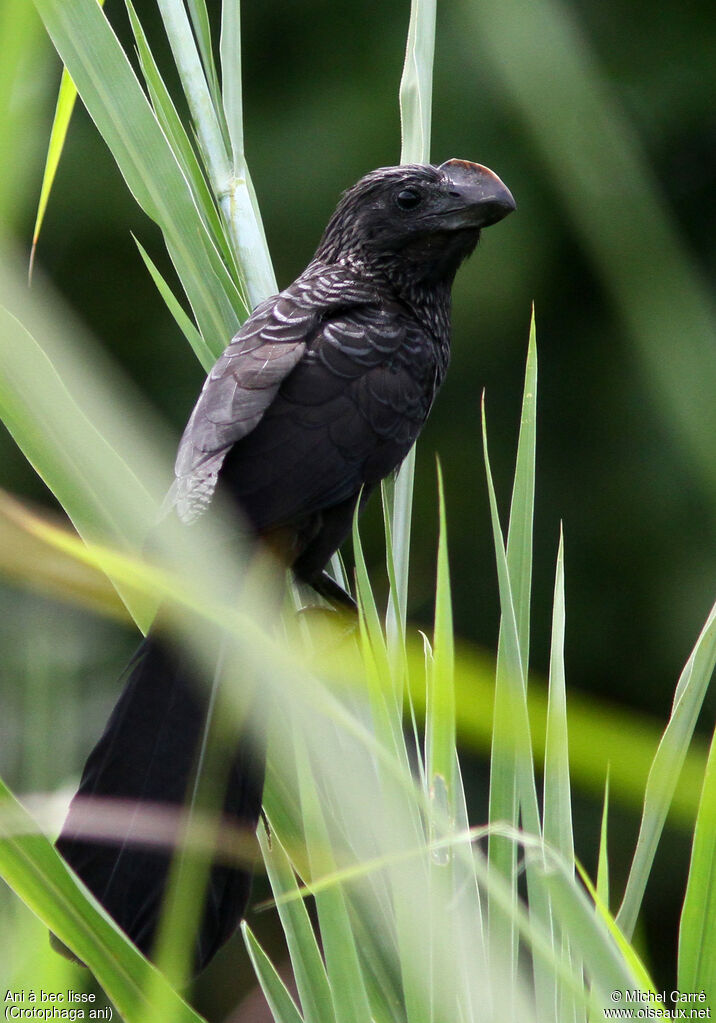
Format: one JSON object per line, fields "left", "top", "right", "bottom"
{"left": 55, "top": 159, "right": 515, "bottom": 974}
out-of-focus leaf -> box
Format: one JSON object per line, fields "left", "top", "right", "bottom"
{"left": 0, "top": 778, "right": 205, "bottom": 1023}
{"left": 0, "top": 490, "right": 128, "bottom": 621}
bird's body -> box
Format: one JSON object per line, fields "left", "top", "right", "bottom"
{"left": 55, "top": 160, "right": 515, "bottom": 973}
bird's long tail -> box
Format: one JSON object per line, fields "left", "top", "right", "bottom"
{"left": 54, "top": 628, "right": 265, "bottom": 973}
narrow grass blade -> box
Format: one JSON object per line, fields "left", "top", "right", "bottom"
{"left": 538, "top": 853, "right": 650, "bottom": 1013}
{"left": 385, "top": 0, "right": 437, "bottom": 657}
{"left": 156, "top": 0, "right": 275, "bottom": 306}
{"left": 426, "top": 461, "right": 456, "bottom": 822}
{"left": 242, "top": 923, "right": 305, "bottom": 1023}
{"left": 678, "top": 725, "right": 716, "bottom": 1008}
{"left": 220, "top": 0, "right": 245, "bottom": 174}
{"left": 617, "top": 597, "right": 716, "bottom": 937}
{"left": 30, "top": 65, "right": 85, "bottom": 278}
{"left": 543, "top": 527, "right": 573, "bottom": 864}
{"left": 506, "top": 315, "right": 537, "bottom": 677}
{"left": 544, "top": 528, "right": 584, "bottom": 1022}
{"left": 486, "top": 328, "right": 538, "bottom": 995}
{"left": 0, "top": 779, "right": 204, "bottom": 1023}
{"left": 399, "top": 0, "right": 436, "bottom": 164}
{"left": 294, "top": 736, "right": 374, "bottom": 1023}
{"left": 125, "top": 0, "right": 238, "bottom": 282}
{"left": 33, "top": 0, "right": 246, "bottom": 351}
{"left": 258, "top": 820, "right": 335, "bottom": 1023}
{"left": 482, "top": 395, "right": 554, "bottom": 1018}
{"left": 134, "top": 236, "right": 205, "bottom": 357}
{"left": 186, "top": 0, "right": 225, "bottom": 129}
{"left": 596, "top": 772, "right": 610, "bottom": 910}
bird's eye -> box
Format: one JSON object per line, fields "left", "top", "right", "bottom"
{"left": 396, "top": 187, "right": 422, "bottom": 210}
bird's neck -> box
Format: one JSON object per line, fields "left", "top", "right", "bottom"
{"left": 334, "top": 251, "right": 454, "bottom": 348}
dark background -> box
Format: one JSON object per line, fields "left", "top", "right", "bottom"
{"left": 1, "top": 0, "right": 715, "bottom": 1013}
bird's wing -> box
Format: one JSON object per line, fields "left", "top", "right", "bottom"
{"left": 170, "top": 265, "right": 379, "bottom": 522}
{"left": 219, "top": 300, "right": 438, "bottom": 532}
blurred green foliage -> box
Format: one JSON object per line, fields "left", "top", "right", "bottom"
{"left": 1, "top": 0, "right": 714, "bottom": 1004}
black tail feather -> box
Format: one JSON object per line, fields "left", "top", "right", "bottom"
{"left": 55, "top": 630, "right": 264, "bottom": 974}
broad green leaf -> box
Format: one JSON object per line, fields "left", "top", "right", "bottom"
{"left": 678, "top": 725, "right": 716, "bottom": 1007}
{"left": 33, "top": 0, "right": 246, "bottom": 355}
{"left": 0, "top": 778, "right": 204, "bottom": 1023}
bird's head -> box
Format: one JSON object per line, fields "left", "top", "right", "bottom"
{"left": 315, "top": 159, "right": 515, "bottom": 287}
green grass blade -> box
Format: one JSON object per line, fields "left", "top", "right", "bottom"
{"left": 385, "top": 0, "right": 437, "bottom": 659}
{"left": 506, "top": 314, "right": 537, "bottom": 677}
{"left": 258, "top": 820, "right": 336, "bottom": 1023}
{"left": 242, "top": 923, "right": 306, "bottom": 1023}
{"left": 220, "top": 0, "right": 244, "bottom": 174}
{"left": 399, "top": 0, "right": 436, "bottom": 164}
{"left": 482, "top": 395, "right": 555, "bottom": 1018}
{"left": 539, "top": 853, "right": 649, "bottom": 1013}
{"left": 0, "top": 779, "right": 204, "bottom": 1023}
{"left": 125, "top": 0, "right": 238, "bottom": 283}
{"left": 294, "top": 736, "right": 374, "bottom": 1023}
{"left": 186, "top": 0, "right": 226, "bottom": 131}
{"left": 544, "top": 527, "right": 585, "bottom": 1022}
{"left": 486, "top": 328, "right": 538, "bottom": 997}
{"left": 617, "top": 597, "right": 716, "bottom": 937}
{"left": 134, "top": 236, "right": 206, "bottom": 358}
{"left": 678, "top": 725, "right": 716, "bottom": 1008}
{"left": 30, "top": 65, "right": 83, "bottom": 277}
{"left": 426, "top": 461, "right": 456, "bottom": 822}
{"left": 596, "top": 772, "right": 610, "bottom": 910}
{"left": 543, "top": 526, "right": 573, "bottom": 864}
{"left": 29, "top": 0, "right": 106, "bottom": 273}
{"left": 33, "top": 0, "right": 246, "bottom": 352}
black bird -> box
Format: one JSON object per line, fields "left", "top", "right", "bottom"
{"left": 55, "top": 160, "right": 515, "bottom": 973}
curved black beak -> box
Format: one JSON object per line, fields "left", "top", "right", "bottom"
{"left": 439, "top": 159, "right": 516, "bottom": 229}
